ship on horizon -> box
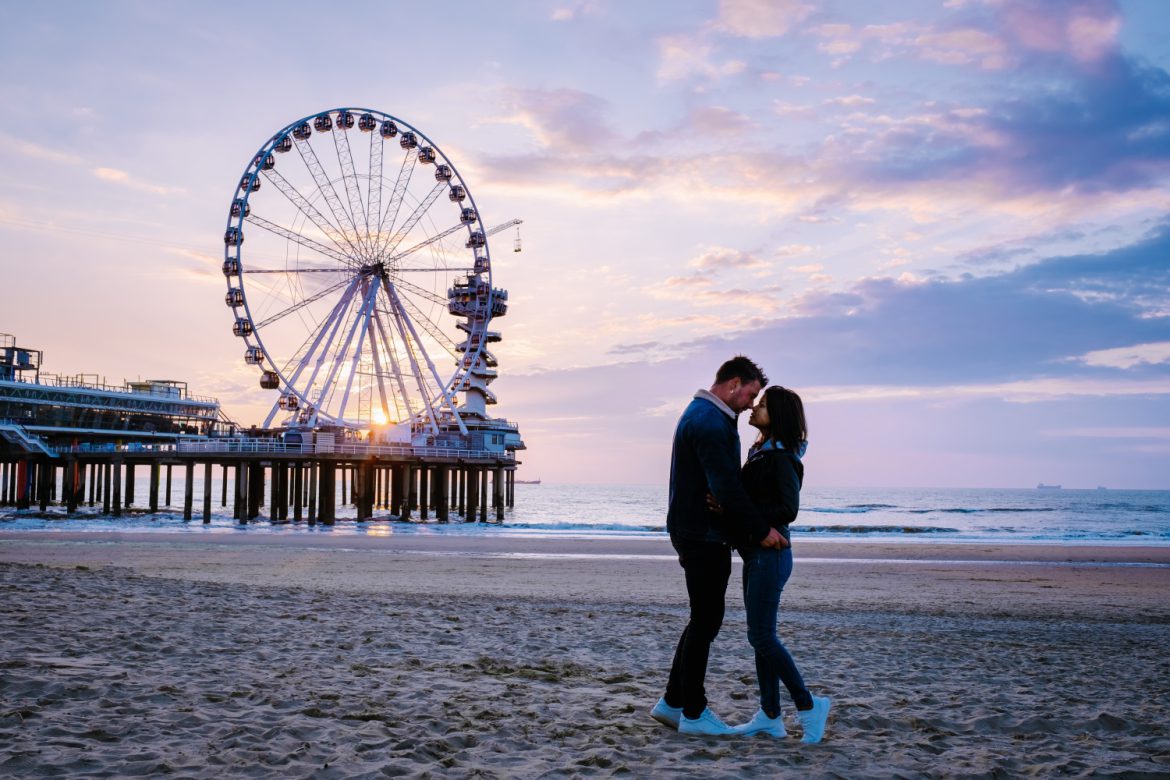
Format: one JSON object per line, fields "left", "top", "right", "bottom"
{"left": 1036, "top": 483, "right": 1062, "bottom": 489}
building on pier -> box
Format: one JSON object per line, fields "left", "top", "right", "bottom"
{"left": 0, "top": 333, "right": 226, "bottom": 453}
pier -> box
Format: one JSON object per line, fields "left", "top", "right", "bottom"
{"left": 1, "top": 332, "right": 519, "bottom": 525}
{"left": 0, "top": 441, "right": 516, "bottom": 524}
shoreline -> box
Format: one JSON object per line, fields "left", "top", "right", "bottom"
{"left": 3, "top": 528, "right": 1170, "bottom": 561}
{"left": 2, "top": 531, "right": 1168, "bottom": 624}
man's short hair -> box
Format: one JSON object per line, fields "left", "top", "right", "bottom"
{"left": 714, "top": 355, "right": 767, "bottom": 387}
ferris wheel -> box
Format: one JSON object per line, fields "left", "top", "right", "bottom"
{"left": 222, "top": 108, "right": 516, "bottom": 433}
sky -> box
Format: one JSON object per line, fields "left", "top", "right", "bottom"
{"left": 2, "top": 0, "right": 1169, "bottom": 489}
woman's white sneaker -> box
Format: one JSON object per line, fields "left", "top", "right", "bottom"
{"left": 797, "top": 695, "right": 831, "bottom": 743}
{"left": 732, "top": 708, "right": 787, "bottom": 737}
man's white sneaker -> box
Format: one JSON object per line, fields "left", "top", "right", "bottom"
{"left": 678, "top": 707, "right": 735, "bottom": 736}
{"left": 797, "top": 695, "right": 831, "bottom": 744}
{"left": 650, "top": 697, "right": 683, "bottom": 729}
{"left": 732, "top": 708, "right": 787, "bottom": 737}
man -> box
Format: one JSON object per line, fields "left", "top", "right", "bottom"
{"left": 651, "top": 356, "right": 785, "bottom": 736}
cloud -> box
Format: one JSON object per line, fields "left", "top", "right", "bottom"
{"left": 0, "top": 133, "right": 84, "bottom": 165}
{"left": 656, "top": 34, "right": 747, "bottom": 81}
{"left": 1001, "top": 0, "right": 1123, "bottom": 65}
{"left": 822, "top": 53, "right": 1170, "bottom": 198}
{"left": 1044, "top": 426, "right": 1170, "bottom": 439}
{"left": 690, "top": 246, "right": 766, "bottom": 271}
{"left": 92, "top": 167, "right": 181, "bottom": 195}
{"left": 493, "top": 88, "right": 615, "bottom": 153}
{"left": 608, "top": 341, "right": 662, "bottom": 356}
{"left": 686, "top": 106, "right": 756, "bottom": 135}
{"left": 913, "top": 28, "right": 1012, "bottom": 69}
{"left": 1073, "top": 341, "right": 1170, "bottom": 369}
{"left": 715, "top": 0, "right": 815, "bottom": 39}
{"left": 550, "top": 1, "right": 600, "bottom": 22}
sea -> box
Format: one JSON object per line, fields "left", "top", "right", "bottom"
{"left": 2, "top": 481, "right": 1169, "bottom": 545}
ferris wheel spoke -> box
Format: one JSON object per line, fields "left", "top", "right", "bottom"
{"left": 389, "top": 277, "right": 448, "bottom": 308}
{"left": 384, "top": 289, "right": 442, "bottom": 434}
{"left": 385, "top": 222, "right": 466, "bottom": 266}
{"left": 367, "top": 132, "right": 383, "bottom": 255}
{"left": 331, "top": 125, "right": 369, "bottom": 257}
{"left": 376, "top": 150, "right": 416, "bottom": 256}
{"left": 364, "top": 316, "right": 392, "bottom": 424}
{"left": 380, "top": 181, "right": 448, "bottom": 259}
{"left": 262, "top": 168, "right": 358, "bottom": 261}
{"left": 385, "top": 297, "right": 457, "bottom": 360}
{"left": 293, "top": 135, "right": 366, "bottom": 260}
{"left": 252, "top": 276, "right": 353, "bottom": 330}
{"left": 311, "top": 276, "right": 380, "bottom": 420}
{"left": 386, "top": 285, "right": 466, "bottom": 434}
{"left": 245, "top": 213, "right": 353, "bottom": 267}
{"left": 372, "top": 308, "right": 415, "bottom": 423}
{"left": 394, "top": 267, "right": 474, "bottom": 273}
{"left": 336, "top": 276, "right": 380, "bottom": 421}
{"left": 282, "top": 275, "right": 365, "bottom": 405}
{"left": 243, "top": 266, "right": 344, "bottom": 274}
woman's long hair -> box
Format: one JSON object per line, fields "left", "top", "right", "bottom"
{"left": 758, "top": 385, "right": 807, "bottom": 453}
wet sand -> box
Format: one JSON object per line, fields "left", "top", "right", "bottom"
{"left": 2, "top": 531, "right": 1168, "bottom": 777}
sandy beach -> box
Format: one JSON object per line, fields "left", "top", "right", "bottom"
{"left": 2, "top": 531, "right": 1168, "bottom": 777}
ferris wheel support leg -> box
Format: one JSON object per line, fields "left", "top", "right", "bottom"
{"left": 372, "top": 311, "right": 413, "bottom": 427}
{"left": 383, "top": 291, "right": 440, "bottom": 434}
{"left": 338, "top": 277, "right": 380, "bottom": 422}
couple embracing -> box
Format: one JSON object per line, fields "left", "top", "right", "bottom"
{"left": 651, "top": 356, "right": 831, "bottom": 743}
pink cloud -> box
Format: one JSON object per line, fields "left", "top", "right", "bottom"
{"left": 716, "top": 0, "right": 815, "bottom": 39}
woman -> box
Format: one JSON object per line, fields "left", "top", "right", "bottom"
{"left": 732, "top": 386, "right": 830, "bottom": 743}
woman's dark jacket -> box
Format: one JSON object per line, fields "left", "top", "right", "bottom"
{"left": 740, "top": 442, "right": 804, "bottom": 547}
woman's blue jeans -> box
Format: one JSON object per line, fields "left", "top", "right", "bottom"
{"left": 741, "top": 546, "right": 812, "bottom": 718}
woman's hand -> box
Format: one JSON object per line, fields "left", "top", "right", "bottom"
{"left": 759, "top": 527, "right": 789, "bottom": 548}
{"left": 705, "top": 492, "right": 724, "bottom": 514}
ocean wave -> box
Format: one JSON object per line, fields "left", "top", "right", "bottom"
{"left": 794, "top": 525, "right": 959, "bottom": 535}
{"left": 1095, "top": 503, "right": 1170, "bottom": 514}
{"left": 497, "top": 521, "right": 667, "bottom": 534}
{"left": 811, "top": 505, "right": 1051, "bottom": 516}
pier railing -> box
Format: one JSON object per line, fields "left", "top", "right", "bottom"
{"left": 47, "top": 438, "right": 514, "bottom": 462}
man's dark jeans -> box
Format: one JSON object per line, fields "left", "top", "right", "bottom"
{"left": 665, "top": 537, "right": 732, "bottom": 719}
{"left": 741, "top": 546, "right": 812, "bottom": 717}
